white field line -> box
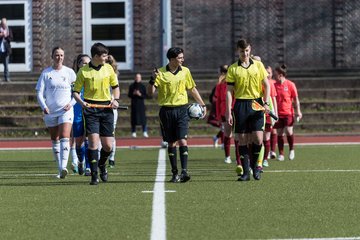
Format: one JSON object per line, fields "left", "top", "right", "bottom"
{"left": 150, "top": 148, "right": 167, "bottom": 240}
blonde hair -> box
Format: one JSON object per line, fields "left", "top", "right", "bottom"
{"left": 107, "top": 55, "right": 118, "bottom": 73}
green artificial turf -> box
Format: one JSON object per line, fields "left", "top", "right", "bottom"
{"left": 0, "top": 145, "right": 360, "bottom": 240}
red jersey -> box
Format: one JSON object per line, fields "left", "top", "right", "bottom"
{"left": 274, "top": 79, "right": 298, "bottom": 117}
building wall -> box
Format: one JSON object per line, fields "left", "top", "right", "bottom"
{"left": 30, "top": 0, "right": 360, "bottom": 72}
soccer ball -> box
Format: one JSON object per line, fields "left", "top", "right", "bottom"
{"left": 187, "top": 103, "right": 205, "bottom": 120}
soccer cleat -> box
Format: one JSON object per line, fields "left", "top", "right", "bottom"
{"left": 253, "top": 166, "right": 262, "bottom": 180}
{"left": 60, "top": 168, "right": 68, "bottom": 179}
{"left": 131, "top": 132, "right": 137, "bottom": 138}
{"left": 289, "top": 150, "right": 295, "bottom": 160}
{"left": 263, "top": 159, "right": 269, "bottom": 167}
{"left": 238, "top": 173, "right": 250, "bottom": 181}
{"left": 109, "top": 160, "right": 115, "bottom": 168}
{"left": 270, "top": 151, "right": 277, "bottom": 159}
{"left": 71, "top": 163, "right": 78, "bottom": 174}
{"left": 143, "top": 131, "right": 149, "bottom": 138}
{"left": 235, "top": 165, "right": 243, "bottom": 176}
{"left": 161, "top": 141, "right": 168, "bottom": 148}
{"left": 224, "top": 156, "right": 232, "bottom": 164}
{"left": 169, "top": 174, "right": 180, "bottom": 183}
{"left": 213, "top": 136, "right": 219, "bottom": 148}
{"left": 85, "top": 168, "right": 91, "bottom": 176}
{"left": 278, "top": 155, "right": 285, "bottom": 161}
{"left": 78, "top": 161, "right": 84, "bottom": 175}
{"left": 99, "top": 165, "right": 108, "bottom": 182}
{"left": 180, "top": 169, "right": 191, "bottom": 183}
{"left": 89, "top": 172, "right": 99, "bottom": 185}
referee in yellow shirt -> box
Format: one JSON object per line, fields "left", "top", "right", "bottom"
{"left": 147, "top": 47, "right": 207, "bottom": 183}
{"left": 226, "top": 39, "right": 270, "bottom": 181}
{"left": 73, "top": 43, "right": 120, "bottom": 185}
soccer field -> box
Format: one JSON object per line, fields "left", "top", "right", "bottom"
{"left": 0, "top": 145, "right": 360, "bottom": 240}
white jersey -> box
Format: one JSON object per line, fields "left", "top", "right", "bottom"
{"left": 36, "top": 66, "right": 76, "bottom": 116}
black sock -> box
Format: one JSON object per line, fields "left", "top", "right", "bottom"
{"left": 239, "top": 145, "right": 250, "bottom": 174}
{"left": 87, "top": 149, "right": 99, "bottom": 173}
{"left": 76, "top": 147, "right": 83, "bottom": 163}
{"left": 99, "top": 148, "right": 111, "bottom": 167}
{"left": 168, "top": 146, "right": 177, "bottom": 174}
{"left": 251, "top": 143, "right": 262, "bottom": 169}
{"left": 179, "top": 146, "right": 188, "bottom": 170}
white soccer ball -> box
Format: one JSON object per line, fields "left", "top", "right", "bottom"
{"left": 187, "top": 103, "right": 205, "bottom": 120}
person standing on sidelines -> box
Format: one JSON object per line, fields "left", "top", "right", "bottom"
{"left": 128, "top": 73, "right": 149, "bottom": 138}
{"left": 0, "top": 18, "right": 13, "bottom": 82}
{"left": 36, "top": 47, "right": 77, "bottom": 178}
{"left": 73, "top": 43, "right": 120, "bottom": 185}
{"left": 147, "top": 47, "right": 207, "bottom": 183}
{"left": 273, "top": 64, "right": 302, "bottom": 161}
{"left": 71, "top": 53, "right": 91, "bottom": 175}
{"left": 226, "top": 39, "right": 270, "bottom": 181}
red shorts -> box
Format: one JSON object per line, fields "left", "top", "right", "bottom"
{"left": 274, "top": 115, "right": 294, "bottom": 129}
{"left": 265, "top": 123, "right": 273, "bottom": 132}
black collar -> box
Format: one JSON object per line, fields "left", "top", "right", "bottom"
{"left": 237, "top": 58, "right": 254, "bottom": 69}
{"left": 166, "top": 65, "right": 182, "bottom": 75}
{"left": 89, "top": 61, "right": 103, "bottom": 71}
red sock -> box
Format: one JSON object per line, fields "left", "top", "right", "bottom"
{"left": 224, "top": 136, "right": 231, "bottom": 158}
{"left": 271, "top": 132, "right": 277, "bottom": 152}
{"left": 287, "top": 134, "right": 294, "bottom": 150}
{"left": 218, "top": 131, "right": 224, "bottom": 144}
{"left": 264, "top": 139, "right": 270, "bottom": 160}
{"left": 235, "top": 140, "right": 241, "bottom": 165}
{"left": 278, "top": 135, "right": 284, "bottom": 155}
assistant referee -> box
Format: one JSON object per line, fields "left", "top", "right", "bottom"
{"left": 147, "top": 47, "right": 207, "bottom": 183}
{"left": 73, "top": 43, "right": 120, "bottom": 185}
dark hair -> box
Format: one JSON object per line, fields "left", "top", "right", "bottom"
{"left": 275, "top": 64, "right": 287, "bottom": 77}
{"left": 51, "top": 46, "right": 64, "bottom": 58}
{"left": 73, "top": 54, "right": 91, "bottom": 72}
{"left": 90, "top": 42, "right": 109, "bottom": 57}
{"left": 237, "top": 39, "right": 251, "bottom": 49}
{"left": 166, "top": 47, "right": 184, "bottom": 60}
{"left": 219, "top": 64, "right": 228, "bottom": 74}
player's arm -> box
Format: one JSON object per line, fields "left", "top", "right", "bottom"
{"left": 147, "top": 68, "right": 159, "bottom": 97}
{"left": 226, "top": 84, "right": 233, "bottom": 126}
{"left": 189, "top": 87, "right": 207, "bottom": 118}
{"left": 294, "top": 95, "right": 302, "bottom": 120}
{"left": 111, "top": 86, "right": 120, "bottom": 108}
{"left": 35, "top": 74, "right": 49, "bottom": 114}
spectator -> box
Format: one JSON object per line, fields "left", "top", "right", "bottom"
{"left": 0, "top": 18, "right": 13, "bottom": 82}
{"left": 128, "top": 73, "right": 148, "bottom": 138}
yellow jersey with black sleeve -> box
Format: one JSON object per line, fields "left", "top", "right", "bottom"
{"left": 154, "top": 65, "right": 196, "bottom": 106}
{"left": 73, "top": 63, "right": 118, "bottom": 101}
{"left": 226, "top": 59, "right": 268, "bottom": 99}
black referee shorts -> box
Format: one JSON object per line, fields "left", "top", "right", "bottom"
{"left": 159, "top": 105, "right": 189, "bottom": 143}
{"left": 83, "top": 100, "right": 114, "bottom": 137}
{"left": 233, "top": 98, "right": 265, "bottom": 134}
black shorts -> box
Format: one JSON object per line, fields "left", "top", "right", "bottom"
{"left": 83, "top": 100, "right": 114, "bottom": 137}
{"left": 159, "top": 105, "right": 189, "bottom": 143}
{"left": 233, "top": 99, "right": 265, "bottom": 134}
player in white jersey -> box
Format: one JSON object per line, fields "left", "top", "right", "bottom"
{"left": 36, "top": 47, "right": 77, "bottom": 179}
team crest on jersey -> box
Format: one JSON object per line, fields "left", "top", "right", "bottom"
{"left": 284, "top": 86, "right": 288, "bottom": 91}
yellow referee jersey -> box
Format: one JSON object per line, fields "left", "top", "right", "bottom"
{"left": 74, "top": 63, "right": 118, "bottom": 101}
{"left": 154, "top": 65, "right": 196, "bottom": 106}
{"left": 226, "top": 59, "right": 268, "bottom": 99}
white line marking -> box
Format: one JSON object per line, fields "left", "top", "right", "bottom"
{"left": 142, "top": 190, "right": 176, "bottom": 193}
{"left": 150, "top": 148, "right": 167, "bottom": 240}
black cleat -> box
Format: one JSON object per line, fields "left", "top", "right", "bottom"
{"left": 169, "top": 174, "right": 180, "bottom": 183}
{"left": 238, "top": 173, "right": 250, "bottom": 181}
{"left": 90, "top": 172, "right": 99, "bottom": 185}
{"left": 108, "top": 160, "right": 115, "bottom": 168}
{"left": 99, "top": 165, "right": 108, "bottom": 182}
{"left": 253, "top": 167, "right": 262, "bottom": 180}
{"left": 78, "top": 162, "right": 84, "bottom": 175}
{"left": 180, "top": 170, "right": 191, "bottom": 183}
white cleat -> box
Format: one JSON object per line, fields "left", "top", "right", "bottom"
{"left": 213, "top": 136, "right": 219, "bottom": 148}
{"left": 224, "top": 156, "right": 232, "bottom": 164}
{"left": 278, "top": 155, "right": 285, "bottom": 161}
{"left": 143, "top": 131, "right": 149, "bottom": 138}
{"left": 270, "top": 151, "right": 277, "bottom": 159}
{"left": 60, "top": 168, "right": 68, "bottom": 179}
{"left": 289, "top": 150, "right": 295, "bottom": 160}
{"left": 131, "top": 132, "right": 137, "bottom": 138}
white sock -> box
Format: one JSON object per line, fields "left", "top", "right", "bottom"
{"left": 52, "top": 140, "right": 61, "bottom": 174}
{"left": 60, "top": 138, "right": 70, "bottom": 170}
{"left": 109, "top": 138, "right": 116, "bottom": 161}
{"left": 70, "top": 147, "right": 78, "bottom": 166}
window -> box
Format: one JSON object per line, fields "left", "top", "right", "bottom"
{"left": 83, "top": 0, "right": 133, "bottom": 70}
{"left": 0, "top": 0, "right": 32, "bottom": 72}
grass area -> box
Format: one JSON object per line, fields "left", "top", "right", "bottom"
{"left": 1, "top": 145, "right": 360, "bottom": 239}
